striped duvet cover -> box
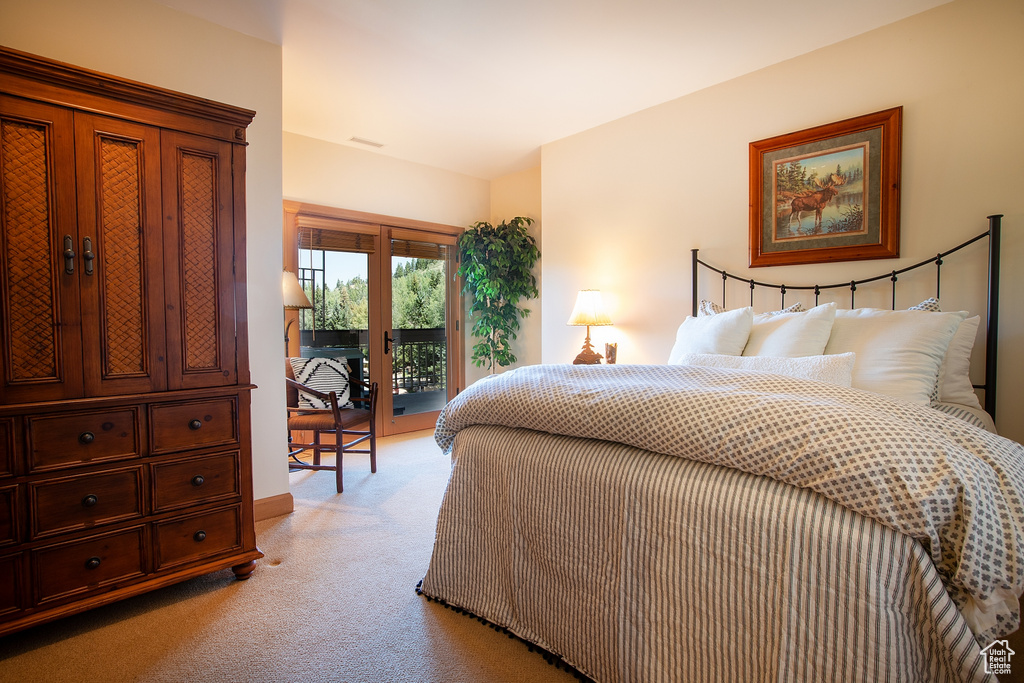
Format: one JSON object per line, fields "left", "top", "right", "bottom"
{"left": 421, "top": 364, "right": 1024, "bottom": 682}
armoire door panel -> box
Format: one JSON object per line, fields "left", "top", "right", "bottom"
{"left": 162, "top": 131, "right": 236, "bottom": 390}
{"left": 0, "top": 95, "right": 83, "bottom": 402}
{"left": 75, "top": 114, "right": 166, "bottom": 396}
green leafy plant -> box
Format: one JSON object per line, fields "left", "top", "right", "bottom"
{"left": 457, "top": 216, "right": 540, "bottom": 372}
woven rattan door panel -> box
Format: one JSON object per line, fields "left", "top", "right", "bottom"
{"left": 75, "top": 114, "right": 167, "bottom": 397}
{"left": 161, "top": 131, "right": 237, "bottom": 390}
{"left": 0, "top": 95, "right": 84, "bottom": 403}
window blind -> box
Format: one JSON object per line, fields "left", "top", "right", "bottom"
{"left": 299, "top": 228, "right": 376, "bottom": 254}
{"left": 392, "top": 239, "right": 448, "bottom": 260}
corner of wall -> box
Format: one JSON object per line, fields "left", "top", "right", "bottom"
{"left": 461, "top": 166, "right": 543, "bottom": 387}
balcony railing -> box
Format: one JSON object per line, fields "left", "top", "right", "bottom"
{"left": 391, "top": 328, "right": 446, "bottom": 394}
{"left": 299, "top": 327, "right": 446, "bottom": 395}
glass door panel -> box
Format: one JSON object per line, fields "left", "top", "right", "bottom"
{"left": 297, "top": 247, "right": 372, "bottom": 402}
{"left": 390, "top": 240, "right": 449, "bottom": 420}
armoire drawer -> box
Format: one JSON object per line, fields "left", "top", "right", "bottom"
{"left": 0, "top": 553, "right": 22, "bottom": 616}
{"left": 0, "top": 485, "right": 16, "bottom": 547}
{"left": 29, "top": 467, "right": 143, "bottom": 539}
{"left": 155, "top": 506, "right": 241, "bottom": 570}
{"left": 33, "top": 527, "right": 146, "bottom": 604}
{"left": 26, "top": 409, "right": 140, "bottom": 472}
{"left": 151, "top": 452, "right": 240, "bottom": 513}
{"left": 150, "top": 398, "right": 237, "bottom": 454}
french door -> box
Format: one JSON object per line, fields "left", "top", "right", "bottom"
{"left": 382, "top": 228, "right": 459, "bottom": 432}
{"left": 283, "top": 203, "right": 463, "bottom": 436}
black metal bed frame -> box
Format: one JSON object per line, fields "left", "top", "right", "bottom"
{"left": 691, "top": 214, "right": 1003, "bottom": 419}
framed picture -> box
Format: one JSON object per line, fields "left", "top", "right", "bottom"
{"left": 749, "top": 107, "right": 902, "bottom": 267}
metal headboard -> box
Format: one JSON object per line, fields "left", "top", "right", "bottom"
{"left": 691, "top": 214, "right": 1003, "bottom": 419}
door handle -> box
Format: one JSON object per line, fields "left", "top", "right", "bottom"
{"left": 82, "top": 236, "right": 95, "bottom": 276}
{"left": 384, "top": 331, "right": 394, "bottom": 355}
{"left": 63, "top": 235, "right": 75, "bottom": 274}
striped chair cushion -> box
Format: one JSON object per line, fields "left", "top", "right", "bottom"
{"left": 289, "top": 357, "right": 353, "bottom": 410}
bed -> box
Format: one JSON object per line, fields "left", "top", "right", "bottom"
{"left": 418, "top": 215, "right": 1021, "bottom": 682}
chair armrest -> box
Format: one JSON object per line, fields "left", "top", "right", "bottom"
{"left": 286, "top": 377, "right": 332, "bottom": 402}
{"left": 288, "top": 375, "right": 378, "bottom": 427}
{"left": 349, "top": 376, "right": 371, "bottom": 391}
{"left": 286, "top": 377, "right": 346, "bottom": 420}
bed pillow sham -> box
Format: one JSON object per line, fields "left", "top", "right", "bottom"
{"left": 909, "top": 297, "right": 942, "bottom": 312}
{"left": 937, "top": 315, "right": 983, "bottom": 410}
{"left": 907, "top": 298, "right": 983, "bottom": 411}
{"left": 673, "top": 352, "right": 856, "bottom": 387}
{"left": 823, "top": 308, "right": 966, "bottom": 405}
{"left": 698, "top": 299, "right": 803, "bottom": 317}
{"left": 668, "top": 307, "right": 753, "bottom": 363}
{"left": 742, "top": 302, "right": 836, "bottom": 358}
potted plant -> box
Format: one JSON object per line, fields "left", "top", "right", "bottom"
{"left": 457, "top": 216, "right": 540, "bottom": 373}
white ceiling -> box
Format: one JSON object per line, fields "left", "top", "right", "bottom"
{"left": 159, "top": 0, "right": 948, "bottom": 180}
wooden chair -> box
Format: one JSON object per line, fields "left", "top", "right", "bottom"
{"left": 286, "top": 359, "right": 379, "bottom": 492}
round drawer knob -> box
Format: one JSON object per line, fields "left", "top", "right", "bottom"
{"left": 191, "top": 475, "right": 205, "bottom": 487}
{"left": 82, "top": 494, "right": 98, "bottom": 507}
{"left": 79, "top": 431, "right": 95, "bottom": 444}
{"left": 188, "top": 419, "right": 202, "bottom": 431}
{"left": 85, "top": 556, "right": 101, "bottom": 570}
{"left": 193, "top": 530, "right": 207, "bottom": 543}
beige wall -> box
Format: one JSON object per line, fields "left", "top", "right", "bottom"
{"left": 283, "top": 132, "right": 489, "bottom": 228}
{"left": 459, "top": 166, "right": 543, "bottom": 386}
{"left": 540, "top": 0, "right": 1024, "bottom": 440}
{"left": 0, "top": 0, "right": 288, "bottom": 500}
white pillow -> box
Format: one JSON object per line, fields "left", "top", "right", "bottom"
{"left": 668, "top": 307, "right": 753, "bottom": 363}
{"left": 905, "top": 300, "right": 981, "bottom": 409}
{"left": 824, "top": 309, "right": 966, "bottom": 405}
{"left": 674, "top": 352, "right": 856, "bottom": 387}
{"left": 938, "top": 315, "right": 983, "bottom": 410}
{"left": 742, "top": 302, "right": 836, "bottom": 358}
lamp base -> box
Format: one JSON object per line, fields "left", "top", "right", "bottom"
{"left": 572, "top": 334, "right": 603, "bottom": 365}
{"left": 284, "top": 318, "right": 295, "bottom": 357}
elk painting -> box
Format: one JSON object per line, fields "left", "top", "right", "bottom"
{"left": 773, "top": 145, "right": 866, "bottom": 240}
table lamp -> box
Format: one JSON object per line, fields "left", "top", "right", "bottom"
{"left": 567, "top": 290, "right": 612, "bottom": 364}
{"left": 283, "top": 270, "right": 312, "bottom": 355}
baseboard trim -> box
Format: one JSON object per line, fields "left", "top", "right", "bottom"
{"left": 254, "top": 492, "right": 294, "bottom": 521}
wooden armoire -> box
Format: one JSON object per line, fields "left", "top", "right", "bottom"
{"left": 0, "top": 46, "right": 261, "bottom": 636}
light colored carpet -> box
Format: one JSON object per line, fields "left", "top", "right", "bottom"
{"left": 0, "top": 430, "right": 578, "bottom": 683}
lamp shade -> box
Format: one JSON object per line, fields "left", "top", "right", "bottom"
{"left": 566, "top": 290, "right": 612, "bottom": 327}
{"left": 282, "top": 270, "right": 312, "bottom": 310}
